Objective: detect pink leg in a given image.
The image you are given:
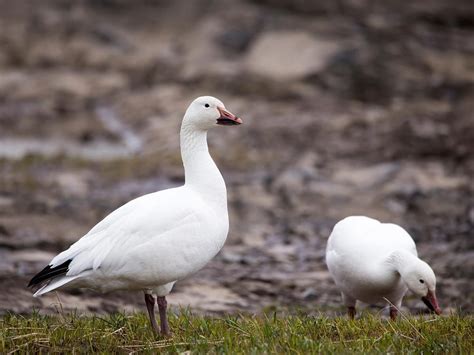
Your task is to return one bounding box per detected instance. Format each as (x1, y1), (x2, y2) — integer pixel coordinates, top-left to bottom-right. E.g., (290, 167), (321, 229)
(348, 306), (356, 319)
(144, 293), (159, 333)
(342, 293), (357, 319)
(390, 306), (398, 320)
(157, 296), (170, 336)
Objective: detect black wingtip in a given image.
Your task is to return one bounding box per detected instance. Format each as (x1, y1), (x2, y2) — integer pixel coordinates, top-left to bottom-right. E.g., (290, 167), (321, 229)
(28, 259), (72, 287)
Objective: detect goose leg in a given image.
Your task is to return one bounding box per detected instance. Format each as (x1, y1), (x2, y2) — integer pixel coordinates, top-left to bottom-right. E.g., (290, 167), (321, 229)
(144, 293), (159, 334)
(157, 296), (170, 336)
(389, 306), (398, 320)
(342, 292), (357, 319)
(348, 306), (356, 319)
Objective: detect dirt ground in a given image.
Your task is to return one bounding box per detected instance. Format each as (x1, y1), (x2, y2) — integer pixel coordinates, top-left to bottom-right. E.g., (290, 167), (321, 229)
(0, 0), (473, 317)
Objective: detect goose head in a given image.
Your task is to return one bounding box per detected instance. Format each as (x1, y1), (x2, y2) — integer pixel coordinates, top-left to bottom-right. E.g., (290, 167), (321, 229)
(403, 259), (441, 315)
(183, 96), (242, 130)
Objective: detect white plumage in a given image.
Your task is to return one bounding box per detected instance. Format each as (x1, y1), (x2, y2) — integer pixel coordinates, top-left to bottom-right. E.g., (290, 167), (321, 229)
(36, 188), (227, 295)
(326, 216), (441, 319)
(29, 96), (243, 335)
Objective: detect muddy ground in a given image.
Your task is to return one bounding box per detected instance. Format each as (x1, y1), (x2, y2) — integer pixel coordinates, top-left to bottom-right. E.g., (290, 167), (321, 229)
(0, 0), (473, 317)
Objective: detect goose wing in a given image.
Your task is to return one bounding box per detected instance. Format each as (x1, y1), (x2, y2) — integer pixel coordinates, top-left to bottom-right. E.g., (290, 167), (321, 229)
(29, 186), (202, 287)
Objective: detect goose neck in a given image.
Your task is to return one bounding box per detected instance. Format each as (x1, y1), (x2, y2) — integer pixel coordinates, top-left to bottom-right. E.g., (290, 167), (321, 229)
(386, 250), (419, 277)
(180, 123), (209, 162)
(180, 123), (227, 207)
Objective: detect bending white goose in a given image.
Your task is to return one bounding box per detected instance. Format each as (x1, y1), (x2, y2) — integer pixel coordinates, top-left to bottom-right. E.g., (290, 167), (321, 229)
(29, 96), (243, 335)
(326, 216), (441, 319)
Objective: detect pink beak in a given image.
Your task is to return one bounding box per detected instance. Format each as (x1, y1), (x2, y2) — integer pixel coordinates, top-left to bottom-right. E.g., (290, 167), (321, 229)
(216, 106), (243, 126)
(421, 290), (442, 315)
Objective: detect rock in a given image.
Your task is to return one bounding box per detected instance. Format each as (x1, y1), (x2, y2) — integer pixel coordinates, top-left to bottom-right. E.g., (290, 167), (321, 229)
(170, 281), (247, 312)
(245, 31), (341, 80)
(8, 250), (55, 263)
(384, 162), (468, 195)
(273, 152), (320, 191)
(266, 243), (298, 263)
(216, 28), (256, 54)
(54, 172), (90, 197)
(333, 162), (400, 190)
(309, 180), (353, 199)
(180, 20), (226, 80)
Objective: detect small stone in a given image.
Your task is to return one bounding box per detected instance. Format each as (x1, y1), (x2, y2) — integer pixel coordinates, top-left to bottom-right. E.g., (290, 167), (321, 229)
(245, 31), (341, 81)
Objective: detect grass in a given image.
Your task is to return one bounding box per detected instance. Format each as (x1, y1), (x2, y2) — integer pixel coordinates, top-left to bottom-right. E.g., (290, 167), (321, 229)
(1, 311), (472, 353)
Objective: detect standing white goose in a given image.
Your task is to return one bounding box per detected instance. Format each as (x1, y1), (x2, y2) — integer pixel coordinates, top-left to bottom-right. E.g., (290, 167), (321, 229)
(28, 96), (243, 335)
(326, 216), (441, 319)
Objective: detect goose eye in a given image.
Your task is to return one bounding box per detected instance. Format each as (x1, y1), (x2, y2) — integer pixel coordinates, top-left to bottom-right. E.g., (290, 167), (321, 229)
(204, 104), (210, 108)
(419, 279), (425, 284)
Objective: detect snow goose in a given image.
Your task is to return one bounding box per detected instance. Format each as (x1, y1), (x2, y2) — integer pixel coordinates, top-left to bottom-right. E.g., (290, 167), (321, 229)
(28, 96), (243, 335)
(326, 216), (441, 319)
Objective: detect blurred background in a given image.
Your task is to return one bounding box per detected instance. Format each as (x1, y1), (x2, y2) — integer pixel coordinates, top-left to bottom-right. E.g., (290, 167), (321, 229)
(0, 0), (473, 316)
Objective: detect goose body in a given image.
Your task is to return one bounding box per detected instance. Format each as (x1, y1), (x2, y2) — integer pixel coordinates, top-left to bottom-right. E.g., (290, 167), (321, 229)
(326, 216), (441, 319)
(29, 96), (243, 335)
(38, 187), (228, 294)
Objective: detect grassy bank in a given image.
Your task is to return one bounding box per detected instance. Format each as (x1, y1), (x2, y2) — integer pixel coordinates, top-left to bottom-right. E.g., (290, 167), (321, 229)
(1, 311), (472, 353)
